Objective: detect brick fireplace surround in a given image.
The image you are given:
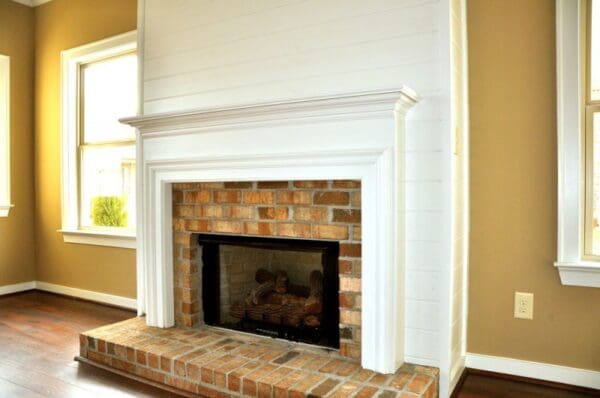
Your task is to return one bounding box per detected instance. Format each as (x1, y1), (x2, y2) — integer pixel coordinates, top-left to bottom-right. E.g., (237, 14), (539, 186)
(172, 180), (362, 359)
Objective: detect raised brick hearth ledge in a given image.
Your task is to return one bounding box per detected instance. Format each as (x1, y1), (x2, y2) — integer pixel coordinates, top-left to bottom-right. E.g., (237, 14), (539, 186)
(79, 317), (438, 398)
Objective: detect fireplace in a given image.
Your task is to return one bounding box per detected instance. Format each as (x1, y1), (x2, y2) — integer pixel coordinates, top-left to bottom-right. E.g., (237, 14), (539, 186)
(122, 89), (418, 374)
(171, 180), (362, 357)
(198, 233), (340, 349)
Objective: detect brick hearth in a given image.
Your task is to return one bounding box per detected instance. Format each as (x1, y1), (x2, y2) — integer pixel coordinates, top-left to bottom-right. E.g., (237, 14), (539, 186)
(79, 317), (439, 397)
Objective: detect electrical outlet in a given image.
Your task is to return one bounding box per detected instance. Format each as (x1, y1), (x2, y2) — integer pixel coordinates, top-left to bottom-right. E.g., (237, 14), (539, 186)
(514, 292), (534, 319)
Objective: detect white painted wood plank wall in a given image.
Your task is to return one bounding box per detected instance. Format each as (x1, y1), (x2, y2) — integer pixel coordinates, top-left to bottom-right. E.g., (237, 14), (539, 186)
(141, 0), (453, 377)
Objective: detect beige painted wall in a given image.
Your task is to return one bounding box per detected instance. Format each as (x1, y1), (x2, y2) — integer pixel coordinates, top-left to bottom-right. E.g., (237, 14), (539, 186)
(0, 0), (36, 287)
(468, 0), (600, 371)
(34, 0), (138, 298)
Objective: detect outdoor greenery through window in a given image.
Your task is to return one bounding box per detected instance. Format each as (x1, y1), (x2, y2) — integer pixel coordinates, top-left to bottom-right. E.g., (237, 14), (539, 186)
(585, 0), (600, 256)
(79, 52), (137, 231)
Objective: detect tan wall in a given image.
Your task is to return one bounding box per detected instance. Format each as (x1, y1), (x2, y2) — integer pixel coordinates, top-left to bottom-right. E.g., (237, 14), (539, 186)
(34, 0), (137, 298)
(468, 0), (600, 371)
(0, 0), (36, 286)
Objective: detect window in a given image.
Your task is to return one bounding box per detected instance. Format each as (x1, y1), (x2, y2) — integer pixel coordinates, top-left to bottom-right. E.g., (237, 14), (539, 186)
(0, 54), (10, 217)
(60, 31), (137, 248)
(556, 0), (600, 287)
(585, 0), (600, 256)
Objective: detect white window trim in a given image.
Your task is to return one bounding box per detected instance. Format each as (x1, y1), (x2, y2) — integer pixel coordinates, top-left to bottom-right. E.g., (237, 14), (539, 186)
(0, 54), (12, 217)
(555, 0), (600, 287)
(60, 31), (137, 249)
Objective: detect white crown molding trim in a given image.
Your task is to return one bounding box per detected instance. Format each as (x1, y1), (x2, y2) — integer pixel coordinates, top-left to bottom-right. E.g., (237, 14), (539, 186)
(11, 0), (52, 7)
(466, 353), (600, 391)
(35, 281), (137, 310)
(0, 281), (36, 296)
(121, 87), (419, 137)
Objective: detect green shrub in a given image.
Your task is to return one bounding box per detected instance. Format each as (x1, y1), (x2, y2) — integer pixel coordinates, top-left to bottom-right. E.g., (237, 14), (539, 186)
(91, 196), (128, 227)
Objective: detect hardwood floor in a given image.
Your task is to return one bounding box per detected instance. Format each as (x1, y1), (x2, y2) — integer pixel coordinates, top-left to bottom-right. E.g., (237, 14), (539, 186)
(0, 290), (180, 397)
(0, 291), (597, 397)
(455, 371), (598, 397)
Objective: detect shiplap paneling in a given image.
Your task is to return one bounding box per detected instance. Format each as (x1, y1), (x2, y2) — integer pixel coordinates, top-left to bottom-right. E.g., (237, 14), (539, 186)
(141, 0), (453, 383)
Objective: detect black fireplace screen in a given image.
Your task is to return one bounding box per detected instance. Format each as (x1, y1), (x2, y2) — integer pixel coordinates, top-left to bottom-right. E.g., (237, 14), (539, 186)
(198, 233), (340, 349)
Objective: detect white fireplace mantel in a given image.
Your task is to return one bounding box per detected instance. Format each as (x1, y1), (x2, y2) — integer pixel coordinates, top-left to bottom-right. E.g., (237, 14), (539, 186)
(122, 88), (419, 374)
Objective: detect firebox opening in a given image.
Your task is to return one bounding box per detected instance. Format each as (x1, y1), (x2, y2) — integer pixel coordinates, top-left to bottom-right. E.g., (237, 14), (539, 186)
(199, 233), (340, 349)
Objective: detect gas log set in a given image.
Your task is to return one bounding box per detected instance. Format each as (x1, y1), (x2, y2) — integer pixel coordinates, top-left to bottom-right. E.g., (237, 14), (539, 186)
(229, 268), (324, 330)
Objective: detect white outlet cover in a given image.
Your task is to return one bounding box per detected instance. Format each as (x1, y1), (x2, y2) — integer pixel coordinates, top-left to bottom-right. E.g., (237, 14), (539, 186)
(514, 292), (534, 319)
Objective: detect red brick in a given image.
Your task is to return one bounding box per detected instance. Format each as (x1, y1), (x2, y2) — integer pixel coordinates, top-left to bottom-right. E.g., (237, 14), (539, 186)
(406, 374), (433, 394)
(314, 191), (349, 205)
(244, 191), (275, 204)
(224, 181), (253, 188)
(184, 190), (211, 203)
(353, 225), (362, 241)
(351, 191), (361, 207)
(184, 219), (210, 232)
(136, 367), (166, 384)
(229, 205), (254, 219)
(312, 224), (349, 240)
(340, 276), (361, 292)
(172, 218), (185, 231)
(310, 377), (341, 397)
(332, 180), (361, 188)
(339, 259), (353, 274)
(111, 358), (136, 374)
(257, 181), (289, 189)
(258, 206), (289, 220)
(212, 220), (242, 234)
(340, 310), (361, 325)
(172, 190), (183, 203)
(277, 223), (312, 238)
(339, 293), (354, 308)
(340, 243), (361, 257)
(196, 205), (225, 218)
(293, 180), (328, 189)
(173, 205), (194, 217)
(288, 373), (326, 398)
(277, 191), (312, 205)
(332, 209), (361, 223)
(244, 222), (275, 236)
(147, 353), (160, 369)
(136, 350), (147, 365)
(293, 206), (328, 222)
(273, 370), (306, 398)
(214, 190), (241, 203)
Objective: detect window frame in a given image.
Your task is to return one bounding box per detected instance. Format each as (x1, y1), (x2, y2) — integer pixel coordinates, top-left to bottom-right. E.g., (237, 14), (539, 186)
(583, 0), (600, 258)
(0, 54), (11, 217)
(555, 0), (600, 287)
(59, 31), (137, 249)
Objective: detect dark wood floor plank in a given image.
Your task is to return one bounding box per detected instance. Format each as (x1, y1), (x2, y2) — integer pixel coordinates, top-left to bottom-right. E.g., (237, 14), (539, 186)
(0, 378), (48, 398)
(456, 373), (598, 398)
(0, 291), (178, 398)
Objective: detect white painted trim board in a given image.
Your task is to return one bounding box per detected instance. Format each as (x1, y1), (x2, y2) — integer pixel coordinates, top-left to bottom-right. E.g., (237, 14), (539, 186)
(466, 353), (600, 391)
(0, 281), (137, 310)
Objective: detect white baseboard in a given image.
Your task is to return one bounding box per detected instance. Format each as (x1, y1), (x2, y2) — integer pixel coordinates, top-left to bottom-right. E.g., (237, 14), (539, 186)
(466, 353), (600, 391)
(35, 281), (137, 310)
(0, 281), (36, 295)
(0, 280), (137, 310)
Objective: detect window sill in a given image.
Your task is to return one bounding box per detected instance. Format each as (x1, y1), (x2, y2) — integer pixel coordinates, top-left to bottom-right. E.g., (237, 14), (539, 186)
(554, 261), (600, 288)
(59, 229), (136, 249)
(0, 204), (13, 217)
